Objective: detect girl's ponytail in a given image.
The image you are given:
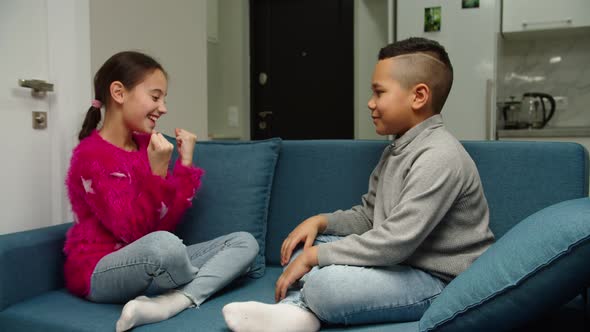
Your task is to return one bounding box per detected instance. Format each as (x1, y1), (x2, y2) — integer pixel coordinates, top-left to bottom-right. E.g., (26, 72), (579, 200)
(78, 103), (101, 140)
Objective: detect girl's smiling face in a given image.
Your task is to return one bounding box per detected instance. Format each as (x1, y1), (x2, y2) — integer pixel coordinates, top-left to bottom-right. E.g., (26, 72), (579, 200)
(121, 69), (168, 133)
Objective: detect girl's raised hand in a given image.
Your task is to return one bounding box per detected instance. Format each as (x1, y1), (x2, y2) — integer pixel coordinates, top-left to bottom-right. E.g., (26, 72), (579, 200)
(175, 128), (198, 167)
(148, 130), (174, 178)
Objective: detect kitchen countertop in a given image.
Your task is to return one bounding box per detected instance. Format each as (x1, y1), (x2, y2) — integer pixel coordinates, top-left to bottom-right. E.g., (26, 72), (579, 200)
(497, 126), (590, 138)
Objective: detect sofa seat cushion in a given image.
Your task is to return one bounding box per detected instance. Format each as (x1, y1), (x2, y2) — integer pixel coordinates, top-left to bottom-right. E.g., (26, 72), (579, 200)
(0, 267), (418, 332)
(168, 138), (281, 278)
(419, 198), (590, 332)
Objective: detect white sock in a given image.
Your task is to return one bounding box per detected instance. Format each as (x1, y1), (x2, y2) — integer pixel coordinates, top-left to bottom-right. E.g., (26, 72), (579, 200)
(222, 301), (320, 332)
(116, 291), (192, 332)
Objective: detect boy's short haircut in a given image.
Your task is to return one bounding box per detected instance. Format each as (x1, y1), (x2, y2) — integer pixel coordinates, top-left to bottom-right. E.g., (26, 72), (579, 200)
(378, 37), (453, 114)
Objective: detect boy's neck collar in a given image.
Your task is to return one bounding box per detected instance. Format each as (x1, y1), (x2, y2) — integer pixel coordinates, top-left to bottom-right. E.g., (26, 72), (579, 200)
(392, 114), (443, 149)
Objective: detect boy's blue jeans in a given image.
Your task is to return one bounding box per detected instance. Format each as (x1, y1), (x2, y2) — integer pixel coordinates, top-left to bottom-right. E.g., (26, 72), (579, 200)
(281, 235), (447, 325)
(87, 231), (258, 307)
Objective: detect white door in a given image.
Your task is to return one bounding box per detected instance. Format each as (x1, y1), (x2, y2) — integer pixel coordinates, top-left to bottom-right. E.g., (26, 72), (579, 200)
(0, 0), (91, 235)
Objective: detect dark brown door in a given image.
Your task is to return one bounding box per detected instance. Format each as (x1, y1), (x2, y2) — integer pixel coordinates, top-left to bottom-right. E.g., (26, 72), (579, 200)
(250, 0), (354, 140)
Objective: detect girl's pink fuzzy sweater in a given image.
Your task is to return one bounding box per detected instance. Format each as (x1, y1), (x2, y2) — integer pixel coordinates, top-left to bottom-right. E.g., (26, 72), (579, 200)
(63, 130), (203, 297)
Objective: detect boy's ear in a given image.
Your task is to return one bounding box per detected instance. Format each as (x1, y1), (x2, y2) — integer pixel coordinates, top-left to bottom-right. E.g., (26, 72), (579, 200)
(411, 83), (430, 111)
(109, 81), (126, 104)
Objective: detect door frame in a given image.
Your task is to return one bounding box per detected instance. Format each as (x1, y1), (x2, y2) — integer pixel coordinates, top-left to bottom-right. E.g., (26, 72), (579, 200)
(47, 0), (92, 225)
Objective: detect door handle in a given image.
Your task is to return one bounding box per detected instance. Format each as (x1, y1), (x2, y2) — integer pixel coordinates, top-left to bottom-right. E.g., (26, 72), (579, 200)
(258, 72), (268, 86)
(18, 79), (54, 97)
(258, 111), (273, 118)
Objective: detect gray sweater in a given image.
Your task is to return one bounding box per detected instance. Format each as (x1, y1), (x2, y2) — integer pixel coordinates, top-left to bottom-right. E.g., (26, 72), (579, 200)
(317, 115), (495, 281)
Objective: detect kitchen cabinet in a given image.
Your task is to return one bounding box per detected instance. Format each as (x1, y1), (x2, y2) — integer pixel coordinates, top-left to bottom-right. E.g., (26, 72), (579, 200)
(502, 0), (590, 34)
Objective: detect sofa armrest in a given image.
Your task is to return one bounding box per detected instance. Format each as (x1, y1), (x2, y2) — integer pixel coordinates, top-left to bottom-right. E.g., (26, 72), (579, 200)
(0, 223), (71, 310)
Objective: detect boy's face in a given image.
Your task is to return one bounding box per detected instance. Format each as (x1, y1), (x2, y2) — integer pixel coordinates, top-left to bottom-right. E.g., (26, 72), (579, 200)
(368, 58), (414, 136)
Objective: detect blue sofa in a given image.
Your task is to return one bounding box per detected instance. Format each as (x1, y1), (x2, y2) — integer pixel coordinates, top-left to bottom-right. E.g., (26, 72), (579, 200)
(1, 139), (589, 331)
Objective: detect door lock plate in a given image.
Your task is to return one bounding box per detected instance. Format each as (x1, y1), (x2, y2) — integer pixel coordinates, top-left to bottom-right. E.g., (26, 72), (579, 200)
(32, 111), (47, 129)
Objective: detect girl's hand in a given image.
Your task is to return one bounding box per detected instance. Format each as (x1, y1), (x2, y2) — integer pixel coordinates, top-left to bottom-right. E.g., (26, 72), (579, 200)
(148, 130), (174, 178)
(175, 128), (198, 167)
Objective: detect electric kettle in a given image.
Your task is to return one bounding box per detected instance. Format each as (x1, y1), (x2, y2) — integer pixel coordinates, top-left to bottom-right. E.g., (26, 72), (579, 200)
(497, 97), (525, 129)
(521, 92), (556, 129)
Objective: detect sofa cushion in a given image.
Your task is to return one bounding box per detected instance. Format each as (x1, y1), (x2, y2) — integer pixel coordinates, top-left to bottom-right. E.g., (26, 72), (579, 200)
(265, 140), (389, 265)
(419, 198), (590, 332)
(0, 267), (418, 332)
(168, 138), (281, 278)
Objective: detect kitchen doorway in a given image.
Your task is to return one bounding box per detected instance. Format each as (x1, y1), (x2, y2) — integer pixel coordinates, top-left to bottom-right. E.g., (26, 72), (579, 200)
(250, 0), (354, 140)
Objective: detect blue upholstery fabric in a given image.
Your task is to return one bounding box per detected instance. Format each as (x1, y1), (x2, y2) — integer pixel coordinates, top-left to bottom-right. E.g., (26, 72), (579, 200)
(265, 140), (389, 265)
(419, 198), (590, 332)
(0, 267), (417, 332)
(169, 138), (281, 278)
(462, 141), (588, 238)
(0, 223), (70, 311)
(2, 140), (589, 332)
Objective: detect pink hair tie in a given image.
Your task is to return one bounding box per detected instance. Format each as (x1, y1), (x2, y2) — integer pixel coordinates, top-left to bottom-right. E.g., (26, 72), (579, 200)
(91, 99), (102, 108)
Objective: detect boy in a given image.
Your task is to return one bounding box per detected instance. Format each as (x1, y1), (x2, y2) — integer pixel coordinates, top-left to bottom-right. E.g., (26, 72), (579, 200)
(223, 37), (495, 332)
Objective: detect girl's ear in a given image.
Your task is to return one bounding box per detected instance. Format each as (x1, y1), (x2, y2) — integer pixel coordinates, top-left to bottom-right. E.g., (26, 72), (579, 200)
(109, 81), (125, 105)
(411, 83), (430, 111)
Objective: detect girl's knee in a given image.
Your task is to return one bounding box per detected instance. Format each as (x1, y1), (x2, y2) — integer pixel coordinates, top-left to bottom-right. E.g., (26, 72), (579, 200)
(144, 230), (180, 243)
(142, 231), (186, 262)
(229, 232), (259, 258)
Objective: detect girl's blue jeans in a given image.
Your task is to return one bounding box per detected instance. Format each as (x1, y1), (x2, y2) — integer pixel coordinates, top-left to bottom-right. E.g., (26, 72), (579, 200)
(281, 235), (447, 325)
(87, 230), (259, 307)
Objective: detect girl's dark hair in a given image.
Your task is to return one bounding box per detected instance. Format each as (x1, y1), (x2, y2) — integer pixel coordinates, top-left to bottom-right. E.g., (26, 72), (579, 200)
(78, 51), (167, 140)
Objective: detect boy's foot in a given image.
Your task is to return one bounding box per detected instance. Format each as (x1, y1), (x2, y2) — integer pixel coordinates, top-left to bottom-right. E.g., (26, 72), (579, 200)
(116, 292), (192, 332)
(222, 301), (320, 332)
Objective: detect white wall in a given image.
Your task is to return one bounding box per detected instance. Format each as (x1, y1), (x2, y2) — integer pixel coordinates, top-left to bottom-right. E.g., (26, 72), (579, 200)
(355, 0), (389, 140)
(207, 0), (250, 140)
(89, 0), (208, 139)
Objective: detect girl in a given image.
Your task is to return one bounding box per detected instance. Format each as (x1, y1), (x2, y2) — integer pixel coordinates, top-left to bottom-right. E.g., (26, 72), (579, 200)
(64, 51), (259, 332)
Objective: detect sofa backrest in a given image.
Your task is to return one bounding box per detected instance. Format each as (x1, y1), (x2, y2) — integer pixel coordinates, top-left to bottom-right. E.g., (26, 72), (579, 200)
(265, 140), (589, 265)
(462, 141), (588, 238)
(265, 140), (388, 265)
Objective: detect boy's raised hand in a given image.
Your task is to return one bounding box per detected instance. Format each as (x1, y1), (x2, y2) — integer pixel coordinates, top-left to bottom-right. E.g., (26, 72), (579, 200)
(175, 128), (198, 167)
(148, 130), (174, 178)
(280, 215), (327, 266)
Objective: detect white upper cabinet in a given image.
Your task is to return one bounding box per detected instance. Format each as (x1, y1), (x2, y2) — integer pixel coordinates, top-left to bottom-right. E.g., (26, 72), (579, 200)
(502, 0), (590, 33)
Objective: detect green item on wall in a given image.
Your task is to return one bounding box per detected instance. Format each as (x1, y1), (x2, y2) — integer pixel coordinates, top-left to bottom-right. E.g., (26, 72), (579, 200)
(462, 0), (480, 9)
(424, 7), (441, 32)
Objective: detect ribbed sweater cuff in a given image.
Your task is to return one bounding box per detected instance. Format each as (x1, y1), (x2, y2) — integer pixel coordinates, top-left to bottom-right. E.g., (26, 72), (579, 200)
(317, 243), (335, 267)
(322, 212), (342, 234)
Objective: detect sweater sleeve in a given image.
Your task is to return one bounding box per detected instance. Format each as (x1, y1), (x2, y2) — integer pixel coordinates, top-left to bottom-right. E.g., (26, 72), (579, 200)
(73, 155), (202, 244)
(155, 159), (204, 232)
(317, 150), (464, 267)
(321, 150), (388, 236)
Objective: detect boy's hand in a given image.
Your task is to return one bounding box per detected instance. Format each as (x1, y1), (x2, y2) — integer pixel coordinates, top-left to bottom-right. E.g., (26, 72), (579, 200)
(275, 246), (318, 302)
(175, 128), (198, 167)
(148, 130), (174, 178)
(280, 215), (327, 266)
